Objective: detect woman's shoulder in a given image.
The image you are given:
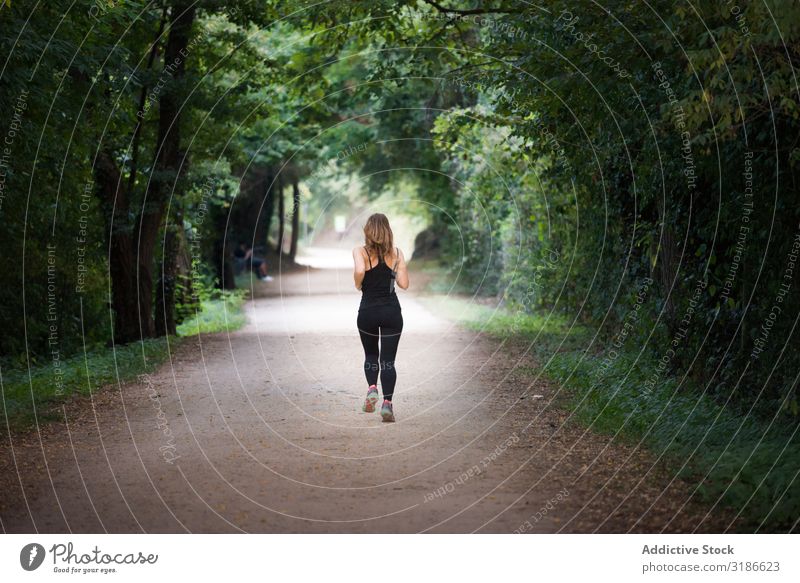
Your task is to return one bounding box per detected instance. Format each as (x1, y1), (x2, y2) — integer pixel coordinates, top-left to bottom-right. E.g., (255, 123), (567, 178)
(389, 247), (405, 265)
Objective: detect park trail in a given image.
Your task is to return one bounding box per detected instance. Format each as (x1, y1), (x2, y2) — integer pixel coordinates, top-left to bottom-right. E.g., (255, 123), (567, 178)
(0, 263), (735, 533)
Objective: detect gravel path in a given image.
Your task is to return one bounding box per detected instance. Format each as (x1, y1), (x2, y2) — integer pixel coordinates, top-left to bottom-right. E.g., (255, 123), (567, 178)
(0, 268), (735, 533)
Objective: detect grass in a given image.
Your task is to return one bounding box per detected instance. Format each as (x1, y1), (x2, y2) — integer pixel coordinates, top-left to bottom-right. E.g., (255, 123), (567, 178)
(176, 290), (247, 336)
(0, 337), (176, 432)
(423, 293), (800, 532)
(1, 291), (247, 434)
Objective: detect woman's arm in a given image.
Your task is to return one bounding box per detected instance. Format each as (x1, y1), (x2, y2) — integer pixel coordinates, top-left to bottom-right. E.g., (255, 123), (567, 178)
(352, 246), (366, 290)
(395, 248), (409, 290)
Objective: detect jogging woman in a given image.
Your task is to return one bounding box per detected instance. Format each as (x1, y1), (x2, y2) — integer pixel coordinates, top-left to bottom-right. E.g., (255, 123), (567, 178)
(352, 213), (409, 422)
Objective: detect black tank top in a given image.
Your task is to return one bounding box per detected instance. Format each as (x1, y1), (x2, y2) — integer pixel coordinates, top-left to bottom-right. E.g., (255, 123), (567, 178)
(360, 246), (400, 309)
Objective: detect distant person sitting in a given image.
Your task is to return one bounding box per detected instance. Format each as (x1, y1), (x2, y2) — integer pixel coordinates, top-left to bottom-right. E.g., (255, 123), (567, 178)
(234, 242), (273, 282)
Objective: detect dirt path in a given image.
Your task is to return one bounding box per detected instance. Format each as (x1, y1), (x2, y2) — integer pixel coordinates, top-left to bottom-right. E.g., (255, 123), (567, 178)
(0, 268), (735, 533)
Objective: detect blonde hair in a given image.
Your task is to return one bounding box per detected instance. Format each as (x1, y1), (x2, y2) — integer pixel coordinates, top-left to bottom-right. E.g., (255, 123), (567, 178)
(363, 213), (394, 259)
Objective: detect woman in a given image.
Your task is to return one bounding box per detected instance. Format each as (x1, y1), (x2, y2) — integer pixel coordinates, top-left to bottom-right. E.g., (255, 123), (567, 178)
(352, 213), (409, 422)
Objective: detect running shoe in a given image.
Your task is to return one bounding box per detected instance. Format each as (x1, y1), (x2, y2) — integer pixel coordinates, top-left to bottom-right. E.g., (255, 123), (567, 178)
(362, 385), (379, 412)
(380, 399), (395, 422)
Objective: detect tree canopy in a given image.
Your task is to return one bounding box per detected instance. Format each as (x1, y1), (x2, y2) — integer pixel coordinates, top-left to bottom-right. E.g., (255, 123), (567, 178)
(1, 1), (798, 440)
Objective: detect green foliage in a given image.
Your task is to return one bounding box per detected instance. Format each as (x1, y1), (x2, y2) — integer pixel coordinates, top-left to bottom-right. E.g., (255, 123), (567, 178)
(0, 337), (176, 432)
(176, 289), (247, 336)
(436, 293), (799, 531)
(329, 0), (800, 420)
(0, 0), (320, 361)
(2, 0), (799, 530)
(0, 275), (246, 431)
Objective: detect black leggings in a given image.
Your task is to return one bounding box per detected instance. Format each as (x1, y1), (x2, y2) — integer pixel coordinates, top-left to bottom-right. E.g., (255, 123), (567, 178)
(357, 304), (403, 401)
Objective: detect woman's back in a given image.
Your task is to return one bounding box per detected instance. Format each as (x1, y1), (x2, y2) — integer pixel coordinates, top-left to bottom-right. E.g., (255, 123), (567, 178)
(360, 247), (400, 308)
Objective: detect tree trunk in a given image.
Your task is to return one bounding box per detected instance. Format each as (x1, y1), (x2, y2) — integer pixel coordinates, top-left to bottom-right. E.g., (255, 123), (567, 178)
(262, 169), (277, 251)
(94, 150), (141, 344)
(127, 7), (167, 195)
(252, 168), (271, 249)
(141, 1), (196, 338)
(157, 219), (195, 333)
(289, 179), (300, 261)
(214, 206), (237, 290)
(276, 174), (285, 255)
(155, 224), (179, 336)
